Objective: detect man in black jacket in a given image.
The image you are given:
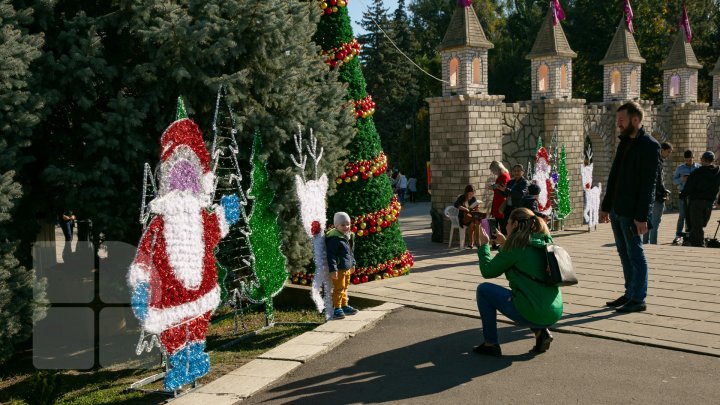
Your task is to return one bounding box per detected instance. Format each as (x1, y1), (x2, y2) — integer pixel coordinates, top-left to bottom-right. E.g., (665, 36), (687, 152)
(680, 151), (720, 247)
(600, 102), (660, 313)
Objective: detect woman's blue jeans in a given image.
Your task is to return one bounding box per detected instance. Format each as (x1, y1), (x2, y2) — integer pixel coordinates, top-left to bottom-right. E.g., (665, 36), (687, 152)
(476, 282), (548, 345)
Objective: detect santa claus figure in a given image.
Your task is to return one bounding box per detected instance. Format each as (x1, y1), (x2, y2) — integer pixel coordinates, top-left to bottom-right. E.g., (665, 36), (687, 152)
(128, 113), (239, 391)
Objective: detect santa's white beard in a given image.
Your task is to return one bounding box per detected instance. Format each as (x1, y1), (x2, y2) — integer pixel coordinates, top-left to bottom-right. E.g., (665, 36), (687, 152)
(150, 191), (206, 290)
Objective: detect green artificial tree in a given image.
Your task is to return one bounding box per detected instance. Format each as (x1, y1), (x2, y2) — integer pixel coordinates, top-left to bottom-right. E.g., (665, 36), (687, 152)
(557, 145), (572, 220)
(0, 0), (45, 365)
(312, 4), (413, 284)
(244, 133), (287, 322)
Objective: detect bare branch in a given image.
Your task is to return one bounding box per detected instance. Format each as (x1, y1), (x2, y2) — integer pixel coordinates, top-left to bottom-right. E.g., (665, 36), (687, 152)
(305, 128), (324, 180)
(290, 124), (307, 181)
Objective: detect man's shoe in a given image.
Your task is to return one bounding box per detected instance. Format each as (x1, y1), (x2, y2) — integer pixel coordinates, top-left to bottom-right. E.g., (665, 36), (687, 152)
(341, 305), (358, 315)
(616, 300), (647, 313)
(606, 296), (630, 308)
(333, 308), (345, 319)
(473, 343), (502, 357)
(532, 329), (553, 353)
(672, 237), (681, 245)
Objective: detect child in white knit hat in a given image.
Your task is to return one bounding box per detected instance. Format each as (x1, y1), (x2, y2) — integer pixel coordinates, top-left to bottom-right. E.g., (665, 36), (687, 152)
(325, 212), (359, 319)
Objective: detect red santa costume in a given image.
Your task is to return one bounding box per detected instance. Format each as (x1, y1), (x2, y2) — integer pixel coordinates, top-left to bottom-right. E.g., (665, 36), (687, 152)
(128, 118), (229, 356)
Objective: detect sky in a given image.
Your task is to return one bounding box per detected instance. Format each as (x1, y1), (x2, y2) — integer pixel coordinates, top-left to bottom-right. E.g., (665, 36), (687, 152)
(347, 0), (401, 36)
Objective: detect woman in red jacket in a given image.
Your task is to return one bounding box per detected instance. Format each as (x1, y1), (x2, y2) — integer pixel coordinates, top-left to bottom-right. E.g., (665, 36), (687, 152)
(487, 160), (511, 234)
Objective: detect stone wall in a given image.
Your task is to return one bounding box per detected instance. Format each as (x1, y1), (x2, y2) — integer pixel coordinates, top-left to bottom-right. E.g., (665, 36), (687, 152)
(427, 94), (504, 244)
(603, 63), (642, 102)
(530, 57), (573, 101)
(441, 49), (489, 97)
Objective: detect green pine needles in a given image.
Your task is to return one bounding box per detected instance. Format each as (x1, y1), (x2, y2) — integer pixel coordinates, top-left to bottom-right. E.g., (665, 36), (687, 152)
(246, 132), (288, 320)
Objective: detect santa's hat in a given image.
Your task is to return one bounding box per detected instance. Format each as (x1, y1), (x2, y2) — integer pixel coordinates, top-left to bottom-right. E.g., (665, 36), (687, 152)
(158, 98), (215, 195)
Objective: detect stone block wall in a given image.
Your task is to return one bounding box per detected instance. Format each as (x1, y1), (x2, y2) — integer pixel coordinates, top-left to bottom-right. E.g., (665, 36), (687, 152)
(501, 102), (543, 169)
(441, 49), (489, 97)
(530, 57), (573, 101)
(708, 109), (720, 158)
(541, 99), (586, 228)
(713, 76), (720, 108)
(427, 94), (504, 243)
(663, 68), (699, 104)
(603, 63), (642, 102)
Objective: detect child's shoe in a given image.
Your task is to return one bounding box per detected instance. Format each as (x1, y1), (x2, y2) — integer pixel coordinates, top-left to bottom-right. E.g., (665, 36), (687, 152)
(341, 305), (358, 315)
(333, 308), (345, 319)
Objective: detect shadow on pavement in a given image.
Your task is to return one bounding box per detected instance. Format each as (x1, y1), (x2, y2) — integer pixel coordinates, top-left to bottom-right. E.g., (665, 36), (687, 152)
(257, 326), (540, 404)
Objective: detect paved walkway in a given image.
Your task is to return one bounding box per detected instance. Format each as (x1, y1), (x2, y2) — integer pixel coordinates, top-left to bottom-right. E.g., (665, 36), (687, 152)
(351, 202), (720, 356)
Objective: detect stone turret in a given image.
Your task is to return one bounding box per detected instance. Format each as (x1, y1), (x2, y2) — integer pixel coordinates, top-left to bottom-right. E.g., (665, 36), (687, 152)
(599, 16), (645, 102)
(711, 56), (720, 108)
(661, 30), (702, 104)
(438, 1), (494, 96)
(526, 6), (576, 100)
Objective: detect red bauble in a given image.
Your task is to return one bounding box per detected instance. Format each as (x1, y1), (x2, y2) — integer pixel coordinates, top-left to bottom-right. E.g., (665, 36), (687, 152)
(340, 173), (346, 179)
(351, 226), (358, 233)
(361, 275), (369, 283)
(370, 227), (377, 233)
(351, 276), (360, 285)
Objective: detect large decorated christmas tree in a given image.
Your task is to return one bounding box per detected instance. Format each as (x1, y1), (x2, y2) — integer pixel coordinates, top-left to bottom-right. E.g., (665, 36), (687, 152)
(311, 3), (412, 284)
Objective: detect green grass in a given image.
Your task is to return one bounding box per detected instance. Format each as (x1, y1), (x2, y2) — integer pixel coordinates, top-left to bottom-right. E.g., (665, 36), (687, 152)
(0, 305), (324, 405)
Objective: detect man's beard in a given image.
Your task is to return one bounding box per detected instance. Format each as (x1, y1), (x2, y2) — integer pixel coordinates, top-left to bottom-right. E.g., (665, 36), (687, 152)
(620, 122), (636, 137)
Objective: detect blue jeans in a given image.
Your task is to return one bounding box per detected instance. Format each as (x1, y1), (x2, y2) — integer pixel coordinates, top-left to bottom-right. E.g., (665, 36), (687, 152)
(675, 198), (687, 238)
(610, 210), (648, 303)
(643, 201), (664, 245)
(475, 282), (549, 345)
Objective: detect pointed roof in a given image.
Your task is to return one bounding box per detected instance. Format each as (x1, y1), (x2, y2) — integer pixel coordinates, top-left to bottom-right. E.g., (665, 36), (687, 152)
(661, 30), (702, 70)
(526, 7), (576, 59)
(438, 4), (493, 51)
(711, 56), (720, 76)
(600, 17), (646, 65)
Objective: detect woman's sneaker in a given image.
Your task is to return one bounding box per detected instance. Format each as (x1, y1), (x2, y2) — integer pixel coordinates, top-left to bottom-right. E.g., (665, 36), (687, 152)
(333, 308), (345, 319)
(341, 305), (358, 315)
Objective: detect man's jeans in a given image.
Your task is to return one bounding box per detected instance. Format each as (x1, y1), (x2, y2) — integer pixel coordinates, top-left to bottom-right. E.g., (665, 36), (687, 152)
(643, 201), (664, 245)
(610, 211), (648, 303)
(475, 282), (549, 345)
(675, 198), (688, 238)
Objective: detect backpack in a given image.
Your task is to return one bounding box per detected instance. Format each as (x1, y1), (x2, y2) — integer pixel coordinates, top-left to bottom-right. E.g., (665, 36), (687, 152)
(513, 244), (578, 287)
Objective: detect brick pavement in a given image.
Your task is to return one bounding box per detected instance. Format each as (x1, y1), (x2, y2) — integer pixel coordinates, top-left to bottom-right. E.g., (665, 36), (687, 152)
(350, 202), (720, 356)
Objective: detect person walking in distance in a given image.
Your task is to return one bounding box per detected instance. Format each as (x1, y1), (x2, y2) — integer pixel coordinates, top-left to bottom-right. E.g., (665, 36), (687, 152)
(600, 102), (660, 313)
(680, 151), (720, 247)
(644, 142), (673, 245)
(672, 150), (700, 245)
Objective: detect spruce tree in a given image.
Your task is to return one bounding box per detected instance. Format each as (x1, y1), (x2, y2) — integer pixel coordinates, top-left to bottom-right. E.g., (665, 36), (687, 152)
(0, 0), (44, 364)
(314, 5), (413, 283)
(18, 0), (354, 275)
(557, 145), (572, 220)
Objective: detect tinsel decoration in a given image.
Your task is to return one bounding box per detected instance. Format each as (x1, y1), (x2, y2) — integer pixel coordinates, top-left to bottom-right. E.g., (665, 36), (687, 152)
(533, 146), (554, 216)
(242, 132), (288, 323)
(352, 95), (376, 119)
(556, 145), (572, 220)
(292, 126), (333, 320)
(334, 152), (388, 185)
(322, 39), (361, 68)
(581, 161), (601, 230)
(347, 196), (401, 237)
(128, 97), (236, 392)
(319, 0), (348, 15)
(291, 250), (413, 285)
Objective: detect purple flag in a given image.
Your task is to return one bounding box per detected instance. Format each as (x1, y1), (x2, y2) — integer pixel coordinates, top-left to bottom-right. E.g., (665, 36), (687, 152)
(551, 0), (566, 26)
(680, 5), (692, 42)
(624, 0), (634, 33)
(457, 0), (472, 7)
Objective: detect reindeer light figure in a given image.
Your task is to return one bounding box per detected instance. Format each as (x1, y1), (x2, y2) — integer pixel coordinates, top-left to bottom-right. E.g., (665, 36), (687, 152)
(581, 148), (602, 231)
(291, 126), (333, 320)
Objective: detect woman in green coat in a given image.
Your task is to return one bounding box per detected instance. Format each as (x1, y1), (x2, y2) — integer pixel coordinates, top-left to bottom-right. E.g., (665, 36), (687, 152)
(474, 208), (563, 356)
